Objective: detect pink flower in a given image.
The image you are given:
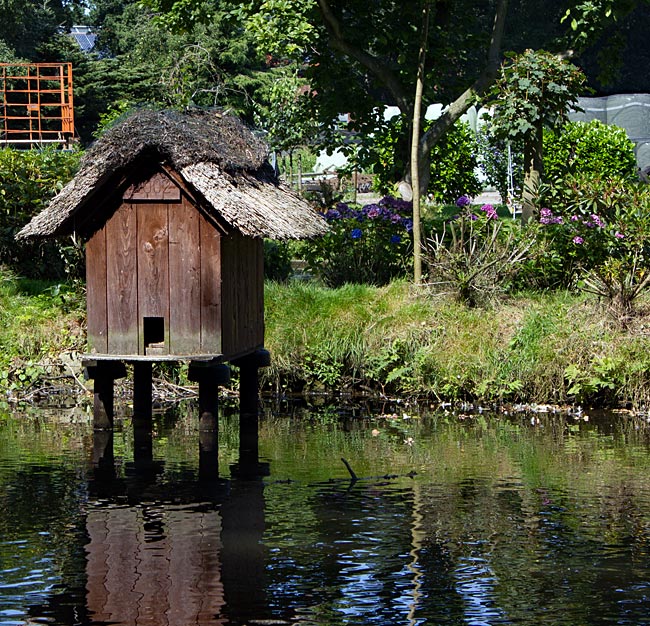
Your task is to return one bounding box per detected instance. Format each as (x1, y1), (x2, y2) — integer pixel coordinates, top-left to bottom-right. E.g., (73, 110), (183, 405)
(572, 236), (584, 245)
(615, 232), (625, 239)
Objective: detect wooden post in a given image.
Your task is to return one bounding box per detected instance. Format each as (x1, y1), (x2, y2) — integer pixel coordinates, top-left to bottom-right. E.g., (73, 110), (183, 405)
(189, 361), (230, 480)
(133, 362), (153, 418)
(84, 360), (126, 430)
(132, 361), (154, 465)
(231, 349), (270, 476)
(92, 430), (114, 478)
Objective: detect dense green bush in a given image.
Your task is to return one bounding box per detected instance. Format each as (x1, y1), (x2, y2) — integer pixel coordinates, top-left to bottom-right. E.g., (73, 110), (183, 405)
(0, 147), (82, 279)
(297, 196), (413, 287)
(543, 120), (637, 182)
(264, 239), (293, 282)
(358, 116), (482, 203)
(533, 175), (650, 318)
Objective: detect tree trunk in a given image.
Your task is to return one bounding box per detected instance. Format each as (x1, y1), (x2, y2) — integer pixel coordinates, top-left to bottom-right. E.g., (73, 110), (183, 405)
(521, 122), (543, 222)
(411, 1), (430, 285)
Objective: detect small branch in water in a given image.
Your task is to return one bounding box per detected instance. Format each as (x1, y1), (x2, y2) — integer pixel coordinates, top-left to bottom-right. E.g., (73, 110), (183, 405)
(341, 457), (358, 481)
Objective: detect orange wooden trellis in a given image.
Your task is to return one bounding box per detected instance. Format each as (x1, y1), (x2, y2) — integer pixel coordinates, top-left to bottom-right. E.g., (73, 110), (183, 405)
(0, 62), (75, 146)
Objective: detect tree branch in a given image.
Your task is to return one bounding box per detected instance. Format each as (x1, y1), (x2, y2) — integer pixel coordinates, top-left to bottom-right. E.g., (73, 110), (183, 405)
(315, 0), (411, 112)
(421, 0), (509, 156)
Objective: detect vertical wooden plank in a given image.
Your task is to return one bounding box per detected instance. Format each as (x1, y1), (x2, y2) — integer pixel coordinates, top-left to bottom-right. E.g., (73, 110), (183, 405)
(199, 215), (222, 354)
(137, 203), (169, 354)
(168, 202), (200, 354)
(219, 234), (235, 356)
(254, 237), (265, 346)
(105, 203), (138, 354)
(86, 225), (108, 353)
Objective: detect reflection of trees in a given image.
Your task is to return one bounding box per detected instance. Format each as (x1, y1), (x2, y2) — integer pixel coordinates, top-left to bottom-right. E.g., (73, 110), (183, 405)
(0, 442), (90, 622)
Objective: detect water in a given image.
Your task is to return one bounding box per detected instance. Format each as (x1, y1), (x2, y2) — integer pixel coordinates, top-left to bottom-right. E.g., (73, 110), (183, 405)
(2, 400), (650, 625)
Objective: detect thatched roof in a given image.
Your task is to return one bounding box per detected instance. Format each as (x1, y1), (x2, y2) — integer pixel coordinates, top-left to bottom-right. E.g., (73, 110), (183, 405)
(17, 108), (328, 240)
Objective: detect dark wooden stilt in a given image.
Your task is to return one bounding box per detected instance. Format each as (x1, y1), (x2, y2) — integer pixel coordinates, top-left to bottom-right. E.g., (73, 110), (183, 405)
(132, 362), (154, 464)
(92, 429), (114, 477)
(132, 361), (153, 422)
(232, 349), (270, 477)
(239, 361), (259, 463)
(84, 360), (126, 430)
(189, 361), (230, 480)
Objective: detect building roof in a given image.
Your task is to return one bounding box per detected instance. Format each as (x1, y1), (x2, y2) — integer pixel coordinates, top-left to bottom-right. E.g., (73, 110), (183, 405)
(69, 25), (96, 53)
(17, 108), (328, 240)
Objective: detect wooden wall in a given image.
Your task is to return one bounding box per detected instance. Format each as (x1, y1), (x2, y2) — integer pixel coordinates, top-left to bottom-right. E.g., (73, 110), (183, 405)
(86, 172), (220, 356)
(220, 232), (264, 359)
(85, 169), (264, 360)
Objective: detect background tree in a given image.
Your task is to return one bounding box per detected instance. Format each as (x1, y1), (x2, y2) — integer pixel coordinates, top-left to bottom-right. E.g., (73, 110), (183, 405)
(488, 50), (586, 220)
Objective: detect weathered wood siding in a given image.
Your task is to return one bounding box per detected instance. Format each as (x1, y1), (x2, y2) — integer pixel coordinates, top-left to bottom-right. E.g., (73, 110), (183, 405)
(220, 232), (264, 359)
(85, 170), (229, 357)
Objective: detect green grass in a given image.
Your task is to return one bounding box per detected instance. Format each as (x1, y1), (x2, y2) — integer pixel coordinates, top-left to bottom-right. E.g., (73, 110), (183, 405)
(3, 264), (650, 408)
(265, 280), (650, 407)
(0, 268), (85, 391)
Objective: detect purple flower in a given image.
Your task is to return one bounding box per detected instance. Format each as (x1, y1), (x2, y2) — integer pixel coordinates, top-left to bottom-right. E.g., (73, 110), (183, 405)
(350, 228), (363, 239)
(365, 204), (380, 219)
(615, 231), (625, 239)
(572, 236), (584, 245)
(469, 214), (478, 221)
(590, 214), (604, 228)
(402, 218), (413, 232)
(480, 203), (498, 219)
(570, 215), (580, 222)
(390, 213), (402, 224)
(539, 208), (553, 224)
(390, 234), (401, 244)
(325, 208), (341, 220)
(456, 195), (471, 207)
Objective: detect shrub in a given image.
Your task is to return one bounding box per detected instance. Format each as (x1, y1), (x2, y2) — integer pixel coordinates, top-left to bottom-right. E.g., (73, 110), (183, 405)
(543, 120), (638, 182)
(297, 196), (413, 287)
(424, 198), (532, 306)
(535, 175), (650, 320)
(264, 239), (293, 282)
(0, 147), (82, 279)
(358, 116), (482, 203)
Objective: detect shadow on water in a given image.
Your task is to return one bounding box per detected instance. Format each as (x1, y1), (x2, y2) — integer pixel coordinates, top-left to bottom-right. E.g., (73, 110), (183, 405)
(4, 399), (650, 624)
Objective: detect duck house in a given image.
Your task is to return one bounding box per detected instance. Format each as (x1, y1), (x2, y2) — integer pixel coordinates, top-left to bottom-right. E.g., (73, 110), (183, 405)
(18, 109), (327, 437)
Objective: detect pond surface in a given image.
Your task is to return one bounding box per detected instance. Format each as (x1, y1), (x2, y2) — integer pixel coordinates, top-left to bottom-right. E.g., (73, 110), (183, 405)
(2, 399), (650, 625)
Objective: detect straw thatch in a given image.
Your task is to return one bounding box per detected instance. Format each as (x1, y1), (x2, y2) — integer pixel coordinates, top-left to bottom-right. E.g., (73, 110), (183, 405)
(17, 108), (328, 240)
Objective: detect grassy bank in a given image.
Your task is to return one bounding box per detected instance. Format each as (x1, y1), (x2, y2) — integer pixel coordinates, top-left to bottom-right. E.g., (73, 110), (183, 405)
(264, 280), (650, 408)
(0, 271), (85, 394)
(3, 267), (650, 409)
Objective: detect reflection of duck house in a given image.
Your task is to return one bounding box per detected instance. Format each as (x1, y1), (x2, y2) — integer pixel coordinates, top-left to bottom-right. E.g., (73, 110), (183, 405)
(18, 109), (327, 428)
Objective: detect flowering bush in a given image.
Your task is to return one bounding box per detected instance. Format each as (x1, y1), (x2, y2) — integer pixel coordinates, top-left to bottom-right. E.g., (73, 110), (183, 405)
(424, 198), (532, 306)
(298, 196), (413, 287)
(535, 175), (650, 319)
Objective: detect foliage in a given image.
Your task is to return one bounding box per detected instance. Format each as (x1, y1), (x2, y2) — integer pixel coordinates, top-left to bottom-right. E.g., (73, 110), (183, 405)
(424, 199), (532, 306)
(489, 49), (587, 144)
(264, 239), (293, 282)
(359, 117), (482, 203)
(536, 175), (650, 319)
(298, 196), (413, 287)
(543, 120), (638, 182)
(254, 68), (318, 154)
(0, 268), (85, 395)
(0, 147), (82, 279)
